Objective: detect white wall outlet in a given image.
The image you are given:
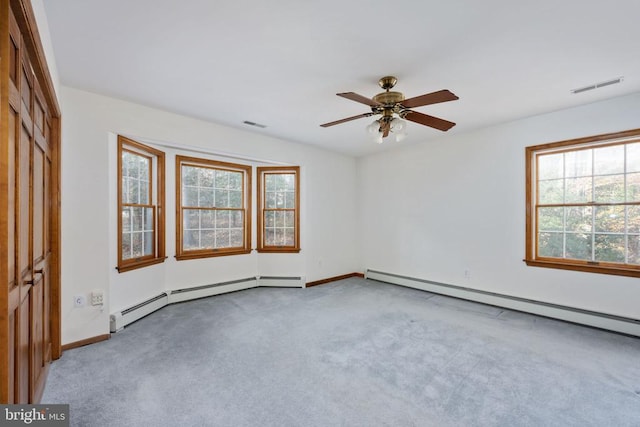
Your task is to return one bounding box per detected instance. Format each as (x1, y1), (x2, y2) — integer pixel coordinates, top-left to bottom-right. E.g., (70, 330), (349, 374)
(464, 269), (471, 279)
(91, 290), (104, 306)
(74, 294), (86, 308)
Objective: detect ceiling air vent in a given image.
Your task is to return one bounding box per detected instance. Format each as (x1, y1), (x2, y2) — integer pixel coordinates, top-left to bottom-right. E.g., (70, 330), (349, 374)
(243, 120), (267, 128)
(571, 77), (623, 94)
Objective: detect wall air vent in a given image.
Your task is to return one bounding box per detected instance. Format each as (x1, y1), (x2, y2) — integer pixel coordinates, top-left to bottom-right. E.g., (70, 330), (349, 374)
(571, 77), (623, 94)
(243, 120), (267, 128)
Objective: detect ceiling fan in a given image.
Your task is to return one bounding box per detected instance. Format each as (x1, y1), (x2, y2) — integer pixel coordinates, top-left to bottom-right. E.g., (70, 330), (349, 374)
(320, 76), (459, 143)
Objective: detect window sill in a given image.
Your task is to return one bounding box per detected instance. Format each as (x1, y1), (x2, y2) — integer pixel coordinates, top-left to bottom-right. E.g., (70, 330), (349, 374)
(117, 257), (166, 273)
(175, 249), (252, 261)
(256, 248), (301, 253)
(524, 258), (640, 278)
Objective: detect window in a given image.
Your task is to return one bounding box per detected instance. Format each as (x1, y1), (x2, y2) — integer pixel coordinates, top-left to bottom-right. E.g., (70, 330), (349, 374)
(176, 156), (251, 259)
(525, 128), (640, 277)
(257, 166), (300, 252)
(117, 136), (165, 272)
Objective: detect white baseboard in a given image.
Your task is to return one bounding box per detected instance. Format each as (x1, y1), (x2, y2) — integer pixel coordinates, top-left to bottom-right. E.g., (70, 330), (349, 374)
(365, 269), (640, 337)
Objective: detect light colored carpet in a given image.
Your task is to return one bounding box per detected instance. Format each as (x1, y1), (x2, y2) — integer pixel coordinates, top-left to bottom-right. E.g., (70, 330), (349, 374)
(43, 278), (640, 426)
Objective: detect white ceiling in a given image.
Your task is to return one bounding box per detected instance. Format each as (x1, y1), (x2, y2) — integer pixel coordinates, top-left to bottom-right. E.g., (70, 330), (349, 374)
(43, 0), (640, 157)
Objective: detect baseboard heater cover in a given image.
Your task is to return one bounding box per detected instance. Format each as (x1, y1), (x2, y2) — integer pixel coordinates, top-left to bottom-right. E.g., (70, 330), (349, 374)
(110, 293), (169, 333)
(110, 275), (305, 333)
(168, 277), (258, 304)
(258, 276), (305, 288)
(365, 269), (640, 337)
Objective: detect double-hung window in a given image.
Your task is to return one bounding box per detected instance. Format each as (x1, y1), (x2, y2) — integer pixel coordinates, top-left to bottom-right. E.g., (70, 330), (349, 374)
(176, 156), (251, 259)
(117, 136), (165, 272)
(525, 128), (640, 277)
(257, 166), (300, 252)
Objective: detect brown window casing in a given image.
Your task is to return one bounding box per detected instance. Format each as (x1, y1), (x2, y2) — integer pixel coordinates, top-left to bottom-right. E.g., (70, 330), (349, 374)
(117, 136), (166, 272)
(525, 128), (640, 278)
(257, 166), (301, 253)
(175, 155), (252, 260)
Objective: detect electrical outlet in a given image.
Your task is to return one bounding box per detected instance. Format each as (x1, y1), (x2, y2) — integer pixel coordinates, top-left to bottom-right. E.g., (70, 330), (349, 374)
(91, 290), (104, 306)
(74, 294), (86, 308)
(464, 269), (471, 279)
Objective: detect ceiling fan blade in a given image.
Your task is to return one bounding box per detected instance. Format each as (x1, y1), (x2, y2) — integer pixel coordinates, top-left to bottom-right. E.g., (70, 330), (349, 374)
(320, 112), (373, 127)
(337, 92), (381, 107)
(404, 111), (456, 131)
(401, 89), (458, 108)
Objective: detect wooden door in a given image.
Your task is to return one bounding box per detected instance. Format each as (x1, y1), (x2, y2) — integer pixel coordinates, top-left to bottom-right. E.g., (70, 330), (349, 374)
(4, 6), (52, 403)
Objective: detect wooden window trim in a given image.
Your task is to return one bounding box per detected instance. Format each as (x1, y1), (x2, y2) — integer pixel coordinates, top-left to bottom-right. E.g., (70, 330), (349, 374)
(175, 155), (252, 260)
(257, 166), (301, 253)
(117, 136), (166, 272)
(525, 128), (640, 278)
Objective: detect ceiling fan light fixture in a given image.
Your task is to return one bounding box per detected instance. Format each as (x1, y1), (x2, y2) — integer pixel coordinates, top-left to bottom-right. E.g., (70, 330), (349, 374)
(366, 120), (380, 135)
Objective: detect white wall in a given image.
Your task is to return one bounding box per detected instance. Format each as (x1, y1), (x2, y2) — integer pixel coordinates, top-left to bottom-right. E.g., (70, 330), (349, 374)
(61, 86), (359, 345)
(358, 92), (640, 320)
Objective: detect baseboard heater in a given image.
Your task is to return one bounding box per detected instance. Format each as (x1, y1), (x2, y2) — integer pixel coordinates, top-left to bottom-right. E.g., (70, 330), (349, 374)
(110, 293), (169, 333)
(110, 276), (305, 333)
(365, 269), (640, 337)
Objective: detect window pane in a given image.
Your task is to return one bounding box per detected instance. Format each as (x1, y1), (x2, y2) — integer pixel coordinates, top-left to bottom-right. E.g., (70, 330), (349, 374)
(229, 190), (242, 208)
(594, 206), (624, 233)
(275, 192), (286, 208)
(184, 209), (200, 229)
(565, 207), (592, 233)
(265, 211), (275, 227)
(283, 174), (295, 191)
(265, 228), (276, 246)
(284, 211), (295, 227)
(538, 179), (564, 204)
(139, 156), (149, 180)
(628, 235), (640, 264)
(131, 232), (143, 258)
(201, 230), (215, 249)
(538, 207), (563, 231)
(199, 189), (214, 207)
(139, 181), (149, 205)
(143, 231), (154, 256)
(538, 232), (563, 258)
(127, 177), (140, 204)
(184, 230), (200, 250)
(231, 211), (243, 228)
(215, 190), (229, 208)
(266, 191), (277, 208)
(538, 153), (564, 180)
(565, 177), (592, 203)
(594, 234), (625, 263)
(265, 175), (276, 191)
(230, 229), (243, 247)
(143, 207), (153, 232)
(628, 206), (640, 234)
(122, 207), (131, 232)
(229, 172), (242, 190)
(627, 143), (640, 173)
(131, 207), (143, 232)
(275, 211), (285, 227)
(200, 168), (214, 188)
(565, 233), (592, 260)
(285, 191), (295, 208)
(275, 228), (285, 245)
(201, 210), (215, 229)
(183, 187), (199, 207)
(284, 228), (295, 246)
(215, 170), (229, 189)
(182, 166), (199, 186)
(122, 232), (132, 259)
(124, 152), (139, 178)
(594, 145), (624, 175)
(564, 150), (591, 178)
(216, 210), (230, 228)
(121, 177), (129, 203)
(594, 174), (624, 203)
(626, 172), (640, 202)
(215, 229), (230, 248)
